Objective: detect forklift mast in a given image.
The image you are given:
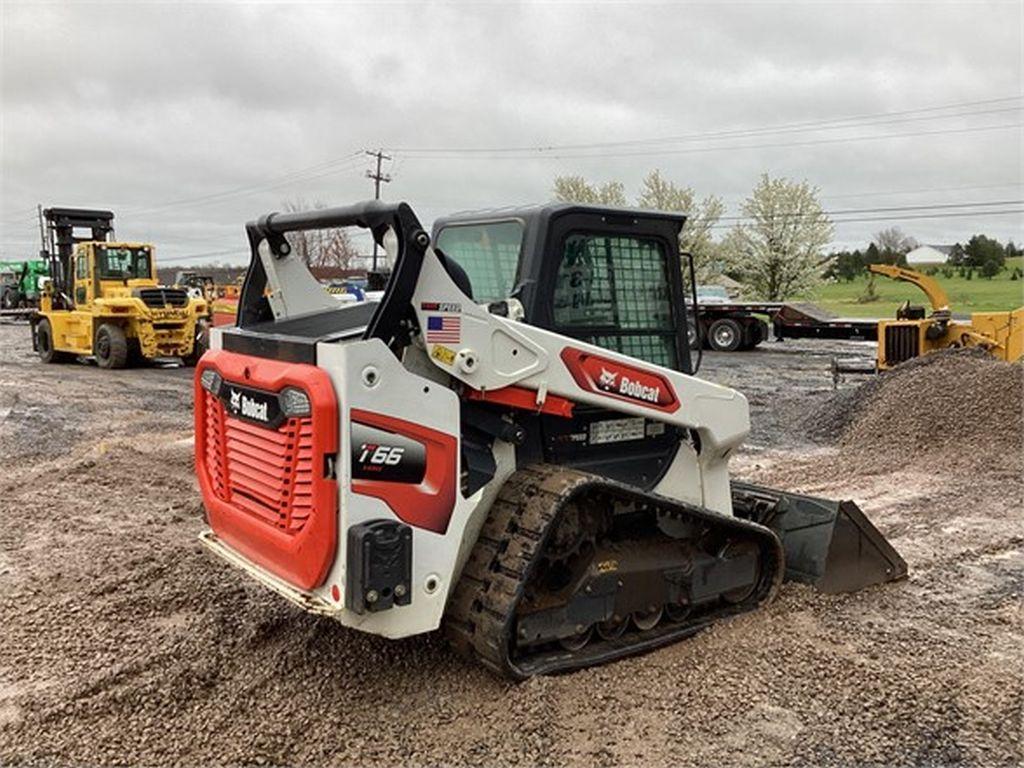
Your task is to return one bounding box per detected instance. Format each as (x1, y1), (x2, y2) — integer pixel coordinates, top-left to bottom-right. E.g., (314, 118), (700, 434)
(41, 207), (115, 309)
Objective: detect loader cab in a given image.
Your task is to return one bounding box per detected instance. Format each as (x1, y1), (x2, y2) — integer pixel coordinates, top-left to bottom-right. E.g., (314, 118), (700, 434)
(432, 204), (692, 374)
(433, 204), (693, 490)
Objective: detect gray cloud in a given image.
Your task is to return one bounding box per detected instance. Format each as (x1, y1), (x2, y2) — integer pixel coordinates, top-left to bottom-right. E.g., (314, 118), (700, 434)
(1, 0), (1020, 263)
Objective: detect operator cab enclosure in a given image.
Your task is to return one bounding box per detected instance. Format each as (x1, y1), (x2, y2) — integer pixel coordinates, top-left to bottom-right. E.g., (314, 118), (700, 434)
(72, 241), (157, 305)
(432, 204), (693, 375)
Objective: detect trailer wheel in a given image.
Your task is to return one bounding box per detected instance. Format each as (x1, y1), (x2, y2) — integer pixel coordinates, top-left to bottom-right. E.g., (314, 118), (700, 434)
(37, 318), (73, 364)
(739, 319), (769, 350)
(95, 323), (128, 369)
(708, 318), (742, 352)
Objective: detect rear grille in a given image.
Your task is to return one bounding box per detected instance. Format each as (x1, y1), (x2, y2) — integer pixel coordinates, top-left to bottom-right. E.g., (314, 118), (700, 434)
(136, 287), (189, 308)
(204, 398), (314, 535)
(884, 325), (920, 366)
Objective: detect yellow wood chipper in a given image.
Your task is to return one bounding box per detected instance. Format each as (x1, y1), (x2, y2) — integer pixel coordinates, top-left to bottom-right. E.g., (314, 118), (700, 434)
(868, 263), (1023, 369)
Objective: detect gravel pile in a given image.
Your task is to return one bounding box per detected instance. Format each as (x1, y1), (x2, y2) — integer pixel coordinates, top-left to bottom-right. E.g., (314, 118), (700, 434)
(806, 349), (1023, 475)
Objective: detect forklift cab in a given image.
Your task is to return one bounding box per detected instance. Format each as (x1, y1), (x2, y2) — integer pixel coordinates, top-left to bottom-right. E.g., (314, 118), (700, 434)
(71, 243), (155, 307)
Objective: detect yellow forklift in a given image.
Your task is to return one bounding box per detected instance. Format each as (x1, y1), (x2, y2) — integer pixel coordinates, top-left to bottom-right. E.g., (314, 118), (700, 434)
(868, 263), (1023, 368)
(32, 207), (208, 368)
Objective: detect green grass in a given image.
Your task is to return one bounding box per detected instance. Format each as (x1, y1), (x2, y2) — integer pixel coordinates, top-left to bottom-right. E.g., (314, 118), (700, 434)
(804, 257), (1024, 317)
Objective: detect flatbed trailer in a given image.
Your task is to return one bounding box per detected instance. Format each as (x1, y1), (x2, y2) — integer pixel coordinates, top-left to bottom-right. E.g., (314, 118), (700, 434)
(690, 301), (878, 351)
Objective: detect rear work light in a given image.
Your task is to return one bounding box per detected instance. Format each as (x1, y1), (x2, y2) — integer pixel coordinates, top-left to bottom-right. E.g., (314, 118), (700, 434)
(280, 386), (311, 418)
(200, 368), (223, 395)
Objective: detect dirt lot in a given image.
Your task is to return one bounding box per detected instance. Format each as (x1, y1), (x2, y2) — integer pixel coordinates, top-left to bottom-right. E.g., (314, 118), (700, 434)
(0, 321), (1021, 767)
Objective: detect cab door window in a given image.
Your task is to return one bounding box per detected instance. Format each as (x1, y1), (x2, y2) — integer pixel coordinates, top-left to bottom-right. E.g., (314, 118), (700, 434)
(74, 248), (90, 305)
(552, 233), (678, 369)
(434, 221), (523, 303)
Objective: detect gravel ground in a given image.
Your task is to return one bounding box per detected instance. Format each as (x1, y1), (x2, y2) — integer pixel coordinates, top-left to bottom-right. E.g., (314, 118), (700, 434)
(0, 323), (1021, 767)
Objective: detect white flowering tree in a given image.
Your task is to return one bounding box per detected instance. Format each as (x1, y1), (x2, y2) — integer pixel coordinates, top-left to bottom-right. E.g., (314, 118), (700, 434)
(722, 174), (833, 300)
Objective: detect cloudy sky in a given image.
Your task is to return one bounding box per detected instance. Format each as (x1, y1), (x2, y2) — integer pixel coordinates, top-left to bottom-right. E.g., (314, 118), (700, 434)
(1, 0), (1021, 265)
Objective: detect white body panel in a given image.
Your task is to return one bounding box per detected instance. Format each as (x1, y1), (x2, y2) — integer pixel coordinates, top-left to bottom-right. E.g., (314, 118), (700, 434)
(410, 246), (748, 514)
(312, 338), (515, 638)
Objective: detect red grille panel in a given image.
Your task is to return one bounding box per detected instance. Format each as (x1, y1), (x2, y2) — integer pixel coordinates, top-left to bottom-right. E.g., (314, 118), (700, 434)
(203, 412), (315, 535)
(203, 396), (228, 499)
(194, 349), (339, 591)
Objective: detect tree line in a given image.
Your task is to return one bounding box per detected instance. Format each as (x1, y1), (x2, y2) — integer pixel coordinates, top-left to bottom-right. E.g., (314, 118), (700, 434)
(826, 232), (1020, 282)
(553, 171), (1019, 299)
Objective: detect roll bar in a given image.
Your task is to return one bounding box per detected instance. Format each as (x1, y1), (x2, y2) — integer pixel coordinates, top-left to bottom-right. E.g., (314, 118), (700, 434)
(238, 200), (431, 346)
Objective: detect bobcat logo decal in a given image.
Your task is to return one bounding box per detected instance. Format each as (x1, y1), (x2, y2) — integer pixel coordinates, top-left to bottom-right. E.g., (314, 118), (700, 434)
(229, 388), (241, 412)
(598, 367), (618, 390)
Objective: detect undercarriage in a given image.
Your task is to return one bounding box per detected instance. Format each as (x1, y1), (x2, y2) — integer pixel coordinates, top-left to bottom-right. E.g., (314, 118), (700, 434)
(445, 465), (785, 678)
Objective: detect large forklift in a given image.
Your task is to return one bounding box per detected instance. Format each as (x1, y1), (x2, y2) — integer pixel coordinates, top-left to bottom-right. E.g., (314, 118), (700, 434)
(32, 207), (208, 368)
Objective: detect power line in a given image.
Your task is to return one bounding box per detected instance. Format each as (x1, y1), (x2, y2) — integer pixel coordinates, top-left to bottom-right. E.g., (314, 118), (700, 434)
(394, 122), (1022, 161)
(393, 105), (1019, 155)
(717, 198), (1023, 222)
(711, 207), (1023, 230)
(387, 95), (1022, 154)
(822, 181), (1021, 201)
(120, 152), (365, 216)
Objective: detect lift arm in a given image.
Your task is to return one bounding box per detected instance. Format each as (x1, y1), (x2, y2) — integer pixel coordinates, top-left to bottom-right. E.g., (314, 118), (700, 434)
(867, 263), (950, 313)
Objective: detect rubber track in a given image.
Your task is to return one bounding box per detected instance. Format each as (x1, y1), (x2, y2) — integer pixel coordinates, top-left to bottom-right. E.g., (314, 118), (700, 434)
(444, 464), (785, 680)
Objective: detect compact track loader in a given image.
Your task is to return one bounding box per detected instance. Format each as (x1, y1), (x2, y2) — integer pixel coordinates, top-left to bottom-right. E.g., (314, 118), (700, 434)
(195, 201), (906, 679)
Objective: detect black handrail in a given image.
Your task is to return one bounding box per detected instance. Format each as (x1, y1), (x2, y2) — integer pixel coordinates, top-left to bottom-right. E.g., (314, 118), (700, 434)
(237, 200), (430, 350)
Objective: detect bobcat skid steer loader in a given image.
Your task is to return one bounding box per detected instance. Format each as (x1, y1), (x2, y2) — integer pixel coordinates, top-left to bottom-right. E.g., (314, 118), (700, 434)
(194, 200), (906, 679)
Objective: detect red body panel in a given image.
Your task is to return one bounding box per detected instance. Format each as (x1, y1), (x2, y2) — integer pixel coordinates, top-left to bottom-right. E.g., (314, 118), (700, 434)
(560, 347), (680, 414)
(350, 409), (458, 535)
(195, 350), (339, 590)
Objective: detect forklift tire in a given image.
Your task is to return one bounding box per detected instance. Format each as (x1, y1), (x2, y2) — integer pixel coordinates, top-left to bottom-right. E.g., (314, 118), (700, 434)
(95, 323), (129, 369)
(708, 318), (743, 352)
(36, 319), (73, 364)
(184, 320), (209, 367)
(127, 339), (148, 368)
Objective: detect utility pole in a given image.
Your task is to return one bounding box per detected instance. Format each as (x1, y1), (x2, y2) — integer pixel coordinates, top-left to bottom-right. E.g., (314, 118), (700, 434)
(37, 204), (46, 252)
(365, 149), (392, 270)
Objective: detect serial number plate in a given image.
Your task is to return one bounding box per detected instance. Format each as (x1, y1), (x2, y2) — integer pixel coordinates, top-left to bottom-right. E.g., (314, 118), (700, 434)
(589, 417), (647, 445)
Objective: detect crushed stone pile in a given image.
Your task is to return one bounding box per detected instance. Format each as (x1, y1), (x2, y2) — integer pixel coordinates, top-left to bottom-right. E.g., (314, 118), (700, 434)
(806, 348), (1023, 475)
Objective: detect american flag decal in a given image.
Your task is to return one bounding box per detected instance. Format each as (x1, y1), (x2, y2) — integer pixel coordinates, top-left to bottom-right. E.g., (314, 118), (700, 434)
(426, 315), (461, 343)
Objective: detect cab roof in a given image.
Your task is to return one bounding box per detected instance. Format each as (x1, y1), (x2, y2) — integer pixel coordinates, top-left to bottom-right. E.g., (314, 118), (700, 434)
(432, 202), (688, 234)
